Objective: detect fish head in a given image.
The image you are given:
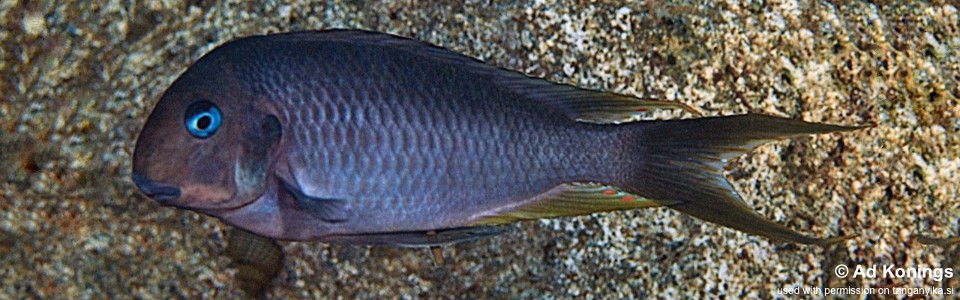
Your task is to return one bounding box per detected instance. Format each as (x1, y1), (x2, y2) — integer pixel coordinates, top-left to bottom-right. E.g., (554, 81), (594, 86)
(132, 54), (282, 215)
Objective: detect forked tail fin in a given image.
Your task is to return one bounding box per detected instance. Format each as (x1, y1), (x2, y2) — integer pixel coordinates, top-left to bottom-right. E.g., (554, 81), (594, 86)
(628, 114), (865, 245)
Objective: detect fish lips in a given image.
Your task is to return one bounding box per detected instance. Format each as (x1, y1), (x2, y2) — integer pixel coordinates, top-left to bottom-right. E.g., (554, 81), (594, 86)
(131, 172), (247, 213)
(131, 172), (182, 203)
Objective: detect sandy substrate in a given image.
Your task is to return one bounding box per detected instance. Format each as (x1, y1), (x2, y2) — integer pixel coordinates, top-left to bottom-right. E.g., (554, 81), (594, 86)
(2, 0), (958, 298)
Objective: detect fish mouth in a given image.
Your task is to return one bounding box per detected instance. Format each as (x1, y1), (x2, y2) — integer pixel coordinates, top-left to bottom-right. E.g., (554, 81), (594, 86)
(131, 172), (182, 202)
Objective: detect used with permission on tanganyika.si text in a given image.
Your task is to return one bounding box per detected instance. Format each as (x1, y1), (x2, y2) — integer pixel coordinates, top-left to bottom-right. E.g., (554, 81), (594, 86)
(778, 264), (955, 296)
(777, 286), (954, 296)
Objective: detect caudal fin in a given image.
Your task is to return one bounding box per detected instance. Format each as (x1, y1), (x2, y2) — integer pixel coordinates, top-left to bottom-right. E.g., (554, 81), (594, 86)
(628, 114), (865, 245)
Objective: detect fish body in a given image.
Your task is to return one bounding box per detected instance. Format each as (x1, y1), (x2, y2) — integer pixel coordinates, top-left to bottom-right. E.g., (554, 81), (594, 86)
(132, 30), (860, 245)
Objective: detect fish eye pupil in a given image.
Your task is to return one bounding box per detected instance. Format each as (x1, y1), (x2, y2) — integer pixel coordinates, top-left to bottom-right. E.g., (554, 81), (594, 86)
(196, 115), (211, 130)
(184, 100), (221, 139)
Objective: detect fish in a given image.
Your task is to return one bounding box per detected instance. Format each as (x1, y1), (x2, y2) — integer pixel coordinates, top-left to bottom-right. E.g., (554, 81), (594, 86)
(918, 235), (960, 246)
(224, 228), (284, 296)
(131, 29), (864, 248)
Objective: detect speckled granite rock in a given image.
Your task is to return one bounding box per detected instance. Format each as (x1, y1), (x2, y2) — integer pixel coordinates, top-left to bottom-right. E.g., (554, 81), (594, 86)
(1, 0), (957, 298)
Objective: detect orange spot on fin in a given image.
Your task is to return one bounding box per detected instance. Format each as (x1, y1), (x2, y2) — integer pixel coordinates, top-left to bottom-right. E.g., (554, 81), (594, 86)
(620, 195), (636, 202)
(602, 190), (616, 195)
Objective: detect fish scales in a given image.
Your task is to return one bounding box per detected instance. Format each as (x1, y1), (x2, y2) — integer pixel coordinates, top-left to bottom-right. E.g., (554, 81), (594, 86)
(251, 42), (620, 232)
(132, 29), (864, 245)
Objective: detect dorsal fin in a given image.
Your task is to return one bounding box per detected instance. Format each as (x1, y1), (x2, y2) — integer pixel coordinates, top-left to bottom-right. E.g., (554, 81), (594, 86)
(492, 82), (702, 124)
(272, 30), (700, 123)
(468, 183), (675, 226)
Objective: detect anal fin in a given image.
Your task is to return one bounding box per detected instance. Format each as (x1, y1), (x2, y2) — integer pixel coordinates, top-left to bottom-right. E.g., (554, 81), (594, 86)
(468, 183), (672, 226)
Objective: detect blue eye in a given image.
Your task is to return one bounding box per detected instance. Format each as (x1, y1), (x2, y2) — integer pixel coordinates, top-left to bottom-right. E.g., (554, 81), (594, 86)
(184, 100), (221, 139)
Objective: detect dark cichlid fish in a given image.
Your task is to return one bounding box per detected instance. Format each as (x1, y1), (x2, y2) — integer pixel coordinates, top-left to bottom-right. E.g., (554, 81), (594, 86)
(132, 29), (863, 246)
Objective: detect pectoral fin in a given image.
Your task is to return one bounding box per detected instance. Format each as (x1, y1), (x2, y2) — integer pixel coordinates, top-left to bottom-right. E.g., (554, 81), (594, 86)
(321, 226), (506, 247)
(279, 178), (351, 223)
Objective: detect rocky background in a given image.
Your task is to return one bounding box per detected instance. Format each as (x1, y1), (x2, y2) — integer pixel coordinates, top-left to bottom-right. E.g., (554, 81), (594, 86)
(2, 0), (958, 298)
